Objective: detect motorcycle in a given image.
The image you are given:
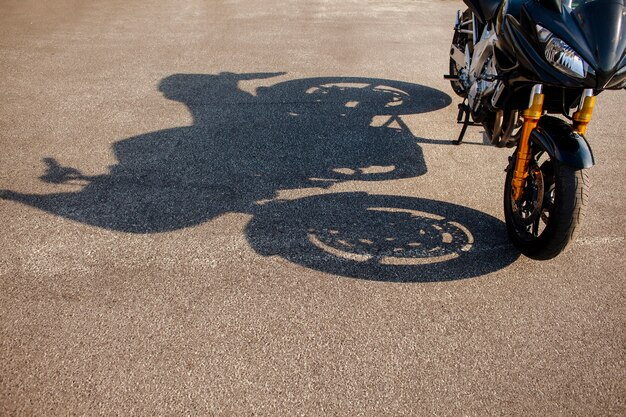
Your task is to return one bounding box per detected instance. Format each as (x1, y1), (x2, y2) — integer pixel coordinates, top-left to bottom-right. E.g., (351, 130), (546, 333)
(445, 0), (626, 259)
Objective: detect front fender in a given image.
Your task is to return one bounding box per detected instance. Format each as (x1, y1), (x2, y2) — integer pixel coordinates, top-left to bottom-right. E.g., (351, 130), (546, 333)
(530, 116), (594, 169)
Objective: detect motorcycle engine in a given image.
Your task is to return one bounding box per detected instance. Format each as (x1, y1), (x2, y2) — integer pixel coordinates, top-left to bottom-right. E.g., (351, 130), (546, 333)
(468, 56), (498, 121)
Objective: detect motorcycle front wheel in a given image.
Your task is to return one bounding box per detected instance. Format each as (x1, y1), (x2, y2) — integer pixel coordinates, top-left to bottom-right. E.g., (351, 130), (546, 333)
(504, 147), (589, 260)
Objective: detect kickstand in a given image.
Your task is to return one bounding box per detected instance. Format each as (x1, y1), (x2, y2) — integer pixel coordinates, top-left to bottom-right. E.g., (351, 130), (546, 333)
(455, 100), (480, 145)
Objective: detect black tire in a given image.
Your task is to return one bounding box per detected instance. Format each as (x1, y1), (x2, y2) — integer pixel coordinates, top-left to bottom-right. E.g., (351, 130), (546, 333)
(449, 57), (466, 97)
(504, 148), (589, 260)
(449, 9), (471, 98)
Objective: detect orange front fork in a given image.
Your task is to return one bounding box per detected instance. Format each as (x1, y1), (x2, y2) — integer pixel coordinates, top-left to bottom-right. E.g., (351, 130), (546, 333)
(511, 86), (544, 201)
(573, 91), (596, 135)
(511, 87), (596, 201)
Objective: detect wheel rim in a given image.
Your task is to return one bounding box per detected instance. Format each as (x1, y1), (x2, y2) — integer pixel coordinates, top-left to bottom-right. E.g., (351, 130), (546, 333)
(509, 151), (555, 241)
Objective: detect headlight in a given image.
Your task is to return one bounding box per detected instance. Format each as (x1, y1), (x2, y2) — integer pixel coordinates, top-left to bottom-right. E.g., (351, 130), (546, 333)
(536, 25), (588, 79)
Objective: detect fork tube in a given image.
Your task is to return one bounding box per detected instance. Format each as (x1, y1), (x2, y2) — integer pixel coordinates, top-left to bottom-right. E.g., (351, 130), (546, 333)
(573, 89), (595, 135)
(511, 85), (544, 201)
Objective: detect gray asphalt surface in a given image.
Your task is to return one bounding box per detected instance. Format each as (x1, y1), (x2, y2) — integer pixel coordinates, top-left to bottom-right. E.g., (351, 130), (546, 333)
(1, 0), (625, 415)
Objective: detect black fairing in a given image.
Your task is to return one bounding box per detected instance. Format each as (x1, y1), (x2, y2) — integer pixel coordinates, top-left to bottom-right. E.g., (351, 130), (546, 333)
(463, 0), (502, 23)
(538, 0), (562, 13)
(573, 0), (626, 88)
(497, 0), (626, 90)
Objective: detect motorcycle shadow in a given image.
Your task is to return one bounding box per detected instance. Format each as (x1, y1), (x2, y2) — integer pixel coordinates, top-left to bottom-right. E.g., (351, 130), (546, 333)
(247, 193), (519, 282)
(2, 72), (519, 280)
(2, 73), (449, 233)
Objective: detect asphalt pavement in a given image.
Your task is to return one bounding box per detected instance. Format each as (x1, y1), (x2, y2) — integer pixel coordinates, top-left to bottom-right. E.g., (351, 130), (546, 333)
(1, 0), (624, 415)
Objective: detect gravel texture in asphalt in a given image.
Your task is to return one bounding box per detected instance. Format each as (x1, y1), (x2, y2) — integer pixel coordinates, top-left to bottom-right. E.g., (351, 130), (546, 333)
(1, 0), (625, 415)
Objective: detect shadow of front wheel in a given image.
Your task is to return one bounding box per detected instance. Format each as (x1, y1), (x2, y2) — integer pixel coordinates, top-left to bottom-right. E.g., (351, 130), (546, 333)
(246, 192), (519, 282)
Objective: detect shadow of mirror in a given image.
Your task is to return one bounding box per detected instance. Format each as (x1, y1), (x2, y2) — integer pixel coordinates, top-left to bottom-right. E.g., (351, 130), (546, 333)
(247, 193), (519, 282)
(1, 74), (451, 233)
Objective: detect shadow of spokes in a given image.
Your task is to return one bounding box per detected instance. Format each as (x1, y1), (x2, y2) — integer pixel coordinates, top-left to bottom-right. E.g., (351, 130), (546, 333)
(247, 192), (519, 282)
